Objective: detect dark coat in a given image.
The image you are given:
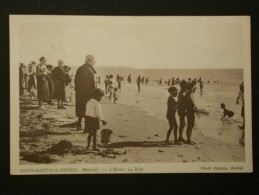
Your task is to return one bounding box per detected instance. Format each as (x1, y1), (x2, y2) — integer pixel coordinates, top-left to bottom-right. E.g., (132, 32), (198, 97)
(36, 64), (50, 101)
(19, 66), (24, 95)
(52, 66), (65, 100)
(74, 63), (96, 117)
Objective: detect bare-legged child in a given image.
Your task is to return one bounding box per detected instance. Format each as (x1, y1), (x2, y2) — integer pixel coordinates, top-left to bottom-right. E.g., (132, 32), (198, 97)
(177, 80), (187, 142)
(165, 86), (180, 145)
(185, 83), (197, 145)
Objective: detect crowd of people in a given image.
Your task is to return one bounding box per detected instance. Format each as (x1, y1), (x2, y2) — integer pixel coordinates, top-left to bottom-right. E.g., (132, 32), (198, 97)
(19, 54), (245, 150)
(19, 57), (73, 109)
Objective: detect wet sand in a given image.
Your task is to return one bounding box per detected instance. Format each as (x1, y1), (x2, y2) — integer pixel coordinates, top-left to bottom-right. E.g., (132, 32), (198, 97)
(19, 96), (245, 164)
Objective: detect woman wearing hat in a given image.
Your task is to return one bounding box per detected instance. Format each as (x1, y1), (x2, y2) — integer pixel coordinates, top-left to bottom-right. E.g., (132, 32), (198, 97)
(36, 57), (50, 109)
(27, 62), (37, 99)
(52, 60), (66, 109)
(63, 65), (72, 102)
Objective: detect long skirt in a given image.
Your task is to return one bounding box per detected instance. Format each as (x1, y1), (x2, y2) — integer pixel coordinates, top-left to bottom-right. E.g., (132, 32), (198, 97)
(53, 81), (65, 100)
(28, 75), (37, 93)
(37, 75), (50, 101)
(47, 76), (54, 100)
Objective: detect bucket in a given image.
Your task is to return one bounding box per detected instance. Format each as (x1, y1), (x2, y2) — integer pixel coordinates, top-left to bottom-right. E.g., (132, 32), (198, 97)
(100, 129), (113, 144)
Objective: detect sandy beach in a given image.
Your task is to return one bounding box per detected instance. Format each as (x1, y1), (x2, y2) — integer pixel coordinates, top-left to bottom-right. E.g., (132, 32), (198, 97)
(19, 94), (245, 165)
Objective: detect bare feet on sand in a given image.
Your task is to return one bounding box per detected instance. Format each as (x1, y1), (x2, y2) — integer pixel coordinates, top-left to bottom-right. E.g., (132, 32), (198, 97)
(178, 137), (186, 142)
(185, 140), (196, 145)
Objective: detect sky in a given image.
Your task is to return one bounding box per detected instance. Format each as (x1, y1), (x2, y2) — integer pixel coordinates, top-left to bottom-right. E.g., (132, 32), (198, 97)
(17, 16), (248, 69)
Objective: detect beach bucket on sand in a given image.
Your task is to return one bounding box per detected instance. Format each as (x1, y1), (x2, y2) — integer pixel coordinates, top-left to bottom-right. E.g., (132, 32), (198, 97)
(100, 129), (113, 144)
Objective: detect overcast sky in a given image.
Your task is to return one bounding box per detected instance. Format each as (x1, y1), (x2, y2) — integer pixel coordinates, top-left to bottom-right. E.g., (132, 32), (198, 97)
(17, 16), (248, 69)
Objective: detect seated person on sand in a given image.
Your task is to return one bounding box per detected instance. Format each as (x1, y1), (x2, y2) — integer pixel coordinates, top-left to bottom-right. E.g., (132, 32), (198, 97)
(85, 88), (107, 151)
(220, 103), (234, 120)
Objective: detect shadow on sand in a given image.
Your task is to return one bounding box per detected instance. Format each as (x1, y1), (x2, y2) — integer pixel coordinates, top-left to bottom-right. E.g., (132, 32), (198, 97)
(99, 141), (169, 149)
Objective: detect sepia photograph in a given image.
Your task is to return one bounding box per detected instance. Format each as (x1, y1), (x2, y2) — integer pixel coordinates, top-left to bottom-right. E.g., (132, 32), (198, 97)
(10, 15), (252, 174)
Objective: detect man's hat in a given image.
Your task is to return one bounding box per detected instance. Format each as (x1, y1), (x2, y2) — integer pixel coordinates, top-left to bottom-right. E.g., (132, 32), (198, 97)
(168, 86), (178, 94)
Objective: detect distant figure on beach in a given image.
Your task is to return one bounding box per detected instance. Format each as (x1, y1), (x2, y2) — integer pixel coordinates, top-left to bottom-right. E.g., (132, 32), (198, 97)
(108, 80), (113, 98)
(177, 80), (187, 142)
(237, 81), (244, 129)
(117, 79), (121, 91)
(171, 77), (175, 85)
(52, 60), (66, 109)
(104, 77), (109, 93)
(207, 80), (210, 83)
(193, 79), (197, 85)
(27, 62), (37, 99)
(159, 79), (162, 85)
(85, 88), (107, 151)
(128, 74), (131, 83)
(46, 64), (54, 105)
(113, 87), (118, 104)
(185, 83), (197, 145)
(36, 57), (50, 109)
(199, 80), (204, 95)
(141, 77), (145, 83)
(220, 103), (234, 120)
(74, 55), (96, 131)
(116, 74), (120, 82)
(137, 75), (141, 92)
(165, 86), (180, 145)
(188, 78), (192, 84)
(145, 77), (149, 84)
(168, 79), (171, 86)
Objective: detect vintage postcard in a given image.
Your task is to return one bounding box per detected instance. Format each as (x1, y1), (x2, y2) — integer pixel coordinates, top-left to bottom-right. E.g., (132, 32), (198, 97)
(10, 15), (252, 174)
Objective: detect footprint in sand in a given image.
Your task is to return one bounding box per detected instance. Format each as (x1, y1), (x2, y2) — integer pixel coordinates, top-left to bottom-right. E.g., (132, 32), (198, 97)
(177, 154), (184, 157)
(158, 150), (164, 153)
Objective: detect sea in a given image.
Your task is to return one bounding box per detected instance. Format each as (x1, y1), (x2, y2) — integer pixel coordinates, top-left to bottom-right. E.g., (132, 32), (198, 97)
(70, 67), (244, 145)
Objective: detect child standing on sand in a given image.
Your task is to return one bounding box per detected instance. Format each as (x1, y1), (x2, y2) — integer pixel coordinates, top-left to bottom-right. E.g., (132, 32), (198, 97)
(220, 103), (234, 120)
(85, 88), (107, 151)
(178, 80), (187, 142)
(113, 87), (119, 104)
(185, 83), (197, 145)
(165, 86), (180, 145)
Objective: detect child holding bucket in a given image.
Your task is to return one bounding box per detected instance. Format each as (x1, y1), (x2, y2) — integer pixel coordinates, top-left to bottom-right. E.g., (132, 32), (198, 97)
(85, 88), (107, 151)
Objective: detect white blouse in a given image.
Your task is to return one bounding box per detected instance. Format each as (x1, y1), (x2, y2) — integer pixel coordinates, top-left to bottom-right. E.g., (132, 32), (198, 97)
(85, 99), (103, 121)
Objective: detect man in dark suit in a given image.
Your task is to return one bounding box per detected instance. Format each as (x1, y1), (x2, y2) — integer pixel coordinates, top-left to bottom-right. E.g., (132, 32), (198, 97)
(74, 55), (96, 131)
